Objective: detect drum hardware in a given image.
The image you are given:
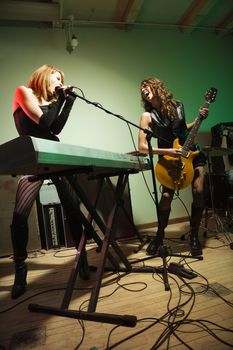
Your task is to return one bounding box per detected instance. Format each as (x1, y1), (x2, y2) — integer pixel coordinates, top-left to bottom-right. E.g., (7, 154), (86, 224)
(203, 147), (233, 245)
(203, 146), (233, 157)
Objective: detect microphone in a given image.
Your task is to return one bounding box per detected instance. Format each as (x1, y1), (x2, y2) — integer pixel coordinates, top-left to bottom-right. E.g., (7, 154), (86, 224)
(55, 85), (78, 98)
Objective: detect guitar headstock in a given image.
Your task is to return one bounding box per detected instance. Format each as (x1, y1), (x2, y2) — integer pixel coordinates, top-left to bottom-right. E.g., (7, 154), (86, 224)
(205, 87), (217, 104)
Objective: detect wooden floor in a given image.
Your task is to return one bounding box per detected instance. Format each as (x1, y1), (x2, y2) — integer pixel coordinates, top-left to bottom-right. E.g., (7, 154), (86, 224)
(0, 217), (233, 350)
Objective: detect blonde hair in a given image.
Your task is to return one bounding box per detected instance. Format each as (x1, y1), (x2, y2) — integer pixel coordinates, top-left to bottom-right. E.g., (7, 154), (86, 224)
(28, 64), (65, 102)
(141, 77), (177, 120)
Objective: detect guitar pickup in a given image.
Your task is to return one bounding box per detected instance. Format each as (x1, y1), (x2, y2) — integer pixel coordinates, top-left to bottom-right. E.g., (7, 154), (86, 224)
(181, 150), (190, 158)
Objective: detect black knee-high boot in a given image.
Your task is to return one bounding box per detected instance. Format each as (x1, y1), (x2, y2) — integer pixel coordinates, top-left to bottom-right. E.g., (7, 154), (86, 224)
(146, 210), (171, 255)
(11, 215), (28, 299)
(190, 204), (203, 256)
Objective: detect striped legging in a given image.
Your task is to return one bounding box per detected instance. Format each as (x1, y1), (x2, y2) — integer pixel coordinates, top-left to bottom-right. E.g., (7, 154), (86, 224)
(11, 175), (83, 263)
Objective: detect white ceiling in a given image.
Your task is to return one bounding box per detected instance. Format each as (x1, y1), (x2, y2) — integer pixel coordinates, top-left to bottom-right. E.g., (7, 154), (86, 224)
(0, 0), (233, 36)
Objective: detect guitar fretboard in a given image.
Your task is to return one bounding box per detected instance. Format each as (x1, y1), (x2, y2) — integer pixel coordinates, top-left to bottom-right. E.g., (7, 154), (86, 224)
(182, 100), (210, 156)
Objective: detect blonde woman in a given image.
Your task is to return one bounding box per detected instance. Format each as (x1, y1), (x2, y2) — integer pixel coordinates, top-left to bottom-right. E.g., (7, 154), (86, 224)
(11, 64), (89, 299)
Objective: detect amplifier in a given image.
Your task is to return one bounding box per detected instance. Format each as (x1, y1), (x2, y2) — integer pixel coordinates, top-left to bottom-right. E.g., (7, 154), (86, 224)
(38, 203), (66, 250)
(37, 183), (75, 250)
(211, 122), (233, 174)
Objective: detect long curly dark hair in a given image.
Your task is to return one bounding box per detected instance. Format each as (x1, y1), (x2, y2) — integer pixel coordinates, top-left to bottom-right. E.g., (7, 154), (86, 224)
(140, 77), (177, 120)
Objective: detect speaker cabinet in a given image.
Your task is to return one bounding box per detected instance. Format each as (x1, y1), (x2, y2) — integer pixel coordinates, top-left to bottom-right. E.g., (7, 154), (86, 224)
(211, 122), (233, 174)
(37, 203), (65, 250)
(37, 183), (74, 250)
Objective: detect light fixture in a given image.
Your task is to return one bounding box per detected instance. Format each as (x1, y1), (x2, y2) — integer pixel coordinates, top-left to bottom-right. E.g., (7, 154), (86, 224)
(65, 15), (78, 53)
(70, 34), (78, 50)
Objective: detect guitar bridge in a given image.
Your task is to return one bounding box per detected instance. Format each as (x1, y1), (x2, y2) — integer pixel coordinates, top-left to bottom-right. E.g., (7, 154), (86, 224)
(173, 159), (185, 170)
(167, 159), (184, 182)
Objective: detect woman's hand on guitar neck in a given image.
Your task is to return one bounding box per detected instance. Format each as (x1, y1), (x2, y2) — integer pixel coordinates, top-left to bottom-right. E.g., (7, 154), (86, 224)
(199, 107), (208, 119)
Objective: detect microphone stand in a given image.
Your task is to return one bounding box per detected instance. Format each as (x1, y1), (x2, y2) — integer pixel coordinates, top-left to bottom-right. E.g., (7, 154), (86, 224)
(145, 132), (170, 290)
(70, 88), (147, 132)
(71, 88), (153, 247)
(71, 89), (203, 291)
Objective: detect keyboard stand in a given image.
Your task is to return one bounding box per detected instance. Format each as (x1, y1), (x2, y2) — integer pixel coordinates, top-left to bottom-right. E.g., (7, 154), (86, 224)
(28, 169), (140, 327)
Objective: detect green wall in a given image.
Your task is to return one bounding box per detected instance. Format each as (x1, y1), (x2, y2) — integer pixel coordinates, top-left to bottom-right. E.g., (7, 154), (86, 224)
(0, 26), (232, 226)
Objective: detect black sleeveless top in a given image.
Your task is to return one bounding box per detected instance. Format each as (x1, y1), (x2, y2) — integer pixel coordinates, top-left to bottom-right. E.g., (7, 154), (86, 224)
(13, 105), (59, 141)
(150, 101), (188, 148)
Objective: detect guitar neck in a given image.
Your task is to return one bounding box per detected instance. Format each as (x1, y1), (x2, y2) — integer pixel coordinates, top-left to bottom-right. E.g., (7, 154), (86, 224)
(182, 101), (210, 153)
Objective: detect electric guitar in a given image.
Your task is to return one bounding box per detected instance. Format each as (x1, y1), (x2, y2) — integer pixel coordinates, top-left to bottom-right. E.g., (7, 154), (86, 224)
(155, 87), (217, 191)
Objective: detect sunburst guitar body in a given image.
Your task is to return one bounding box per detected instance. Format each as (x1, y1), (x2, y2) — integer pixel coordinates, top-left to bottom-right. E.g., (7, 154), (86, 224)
(155, 87), (218, 191)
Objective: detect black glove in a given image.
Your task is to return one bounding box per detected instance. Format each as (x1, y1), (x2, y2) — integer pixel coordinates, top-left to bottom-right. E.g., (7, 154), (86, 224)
(50, 95), (76, 134)
(39, 94), (65, 129)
